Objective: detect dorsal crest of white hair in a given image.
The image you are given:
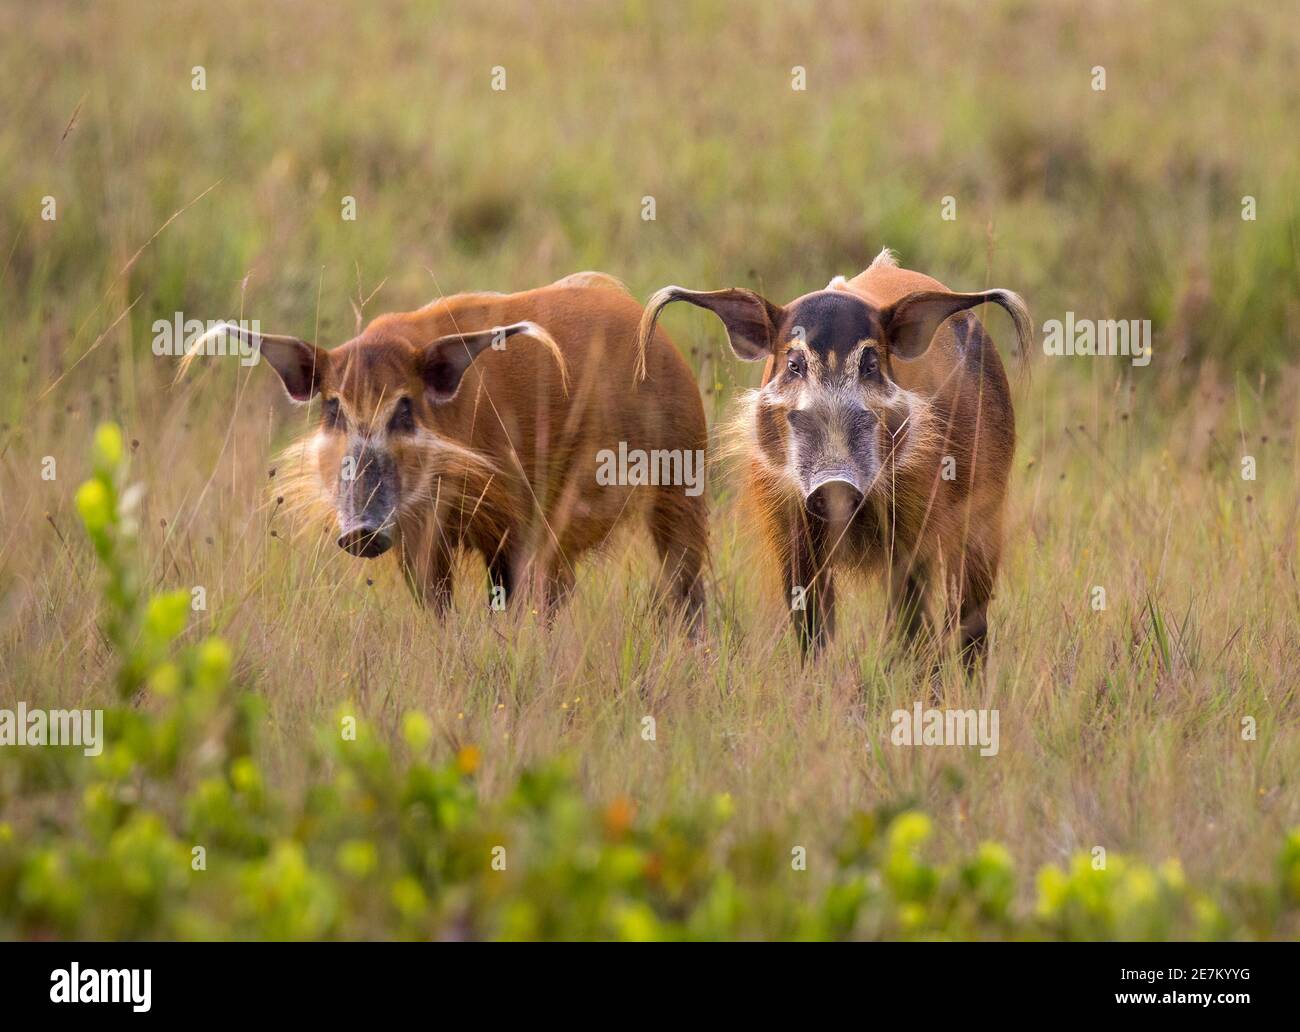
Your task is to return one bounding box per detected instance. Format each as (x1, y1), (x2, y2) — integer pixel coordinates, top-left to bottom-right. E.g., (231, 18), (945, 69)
(548, 270), (632, 295)
(869, 247), (899, 269)
(825, 275), (848, 290)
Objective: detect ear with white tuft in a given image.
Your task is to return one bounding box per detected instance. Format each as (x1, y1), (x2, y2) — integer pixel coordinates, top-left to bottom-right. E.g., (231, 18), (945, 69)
(880, 289), (1033, 362)
(177, 322), (327, 402)
(420, 321), (568, 404)
(635, 285), (785, 382)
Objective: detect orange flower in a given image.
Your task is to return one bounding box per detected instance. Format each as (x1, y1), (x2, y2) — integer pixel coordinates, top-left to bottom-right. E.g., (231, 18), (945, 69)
(456, 744), (481, 776)
(603, 795), (636, 839)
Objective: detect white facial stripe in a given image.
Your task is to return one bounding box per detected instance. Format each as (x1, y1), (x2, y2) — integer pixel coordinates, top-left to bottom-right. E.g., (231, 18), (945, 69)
(786, 340), (881, 385)
(844, 340), (876, 379)
(797, 346), (824, 378)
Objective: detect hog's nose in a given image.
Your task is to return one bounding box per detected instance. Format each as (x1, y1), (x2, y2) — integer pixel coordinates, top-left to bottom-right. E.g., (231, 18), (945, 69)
(337, 524), (393, 559)
(806, 477), (864, 523)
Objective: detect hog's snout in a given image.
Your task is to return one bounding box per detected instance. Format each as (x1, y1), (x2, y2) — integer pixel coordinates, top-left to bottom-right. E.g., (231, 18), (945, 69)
(787, 404), (878, 520)
(804, 473), (865, 524)
(337, 524), (393, 558)
(335, 442), (397, 559)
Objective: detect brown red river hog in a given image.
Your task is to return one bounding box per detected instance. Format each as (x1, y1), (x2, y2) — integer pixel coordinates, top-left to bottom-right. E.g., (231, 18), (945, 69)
(197, 272), (708, 632)
(637, 249), (1030, 666)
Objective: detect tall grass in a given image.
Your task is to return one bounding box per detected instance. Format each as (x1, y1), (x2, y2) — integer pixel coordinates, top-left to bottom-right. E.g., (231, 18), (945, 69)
(1, 0), (1298, 934)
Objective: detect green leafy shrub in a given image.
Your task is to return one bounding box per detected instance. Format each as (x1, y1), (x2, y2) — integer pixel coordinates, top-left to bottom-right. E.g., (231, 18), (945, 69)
(0, 425), (1296, 941)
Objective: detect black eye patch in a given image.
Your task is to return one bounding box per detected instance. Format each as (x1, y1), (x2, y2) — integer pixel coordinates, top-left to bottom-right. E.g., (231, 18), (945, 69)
(859, 348), (882, 382)
(323, 397), (345, 430)
(388, 396), (415, 434)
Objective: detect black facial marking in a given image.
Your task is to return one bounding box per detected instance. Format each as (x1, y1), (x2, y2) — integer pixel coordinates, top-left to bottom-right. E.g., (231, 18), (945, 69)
(860, 347), (881, 383)
(781, 292), (882, 375)
(388, 396), (415, 434)
(323, 397), (345, 431)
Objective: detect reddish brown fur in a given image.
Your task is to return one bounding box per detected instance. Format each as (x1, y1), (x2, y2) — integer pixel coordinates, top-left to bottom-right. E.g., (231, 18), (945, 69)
(807, 262), (1016, 662)
(249, 275), (709, 629)
(640, 252), (1029, 666)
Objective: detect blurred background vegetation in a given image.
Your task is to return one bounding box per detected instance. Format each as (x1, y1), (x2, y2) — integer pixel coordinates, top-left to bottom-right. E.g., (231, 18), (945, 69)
(1, 0), (1298, 938)
(3, 0), (1297, 416)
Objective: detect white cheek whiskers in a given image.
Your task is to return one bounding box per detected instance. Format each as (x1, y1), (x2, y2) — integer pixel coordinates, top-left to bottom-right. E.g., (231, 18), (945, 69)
(395, 427), (501, 515)
(871, 384), (928, 466)
(714, 389), (798, 493)
(304, 430), (336, 498)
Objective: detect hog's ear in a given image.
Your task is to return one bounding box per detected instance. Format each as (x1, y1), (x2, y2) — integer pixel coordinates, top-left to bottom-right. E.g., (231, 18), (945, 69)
(181, 323), (327, 401)
(257, 334), (329, 401)
(420, 321), (565, 404)
(879, 289), (1032, 361)
(636, 286), (785, 379)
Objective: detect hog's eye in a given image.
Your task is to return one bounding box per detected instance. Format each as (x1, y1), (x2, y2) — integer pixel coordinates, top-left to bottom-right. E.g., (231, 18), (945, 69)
(388, 396), (415, 434)
(786, 352), (806, 377)
(322, 397), (345, 430)
(860, 349), (881, 382)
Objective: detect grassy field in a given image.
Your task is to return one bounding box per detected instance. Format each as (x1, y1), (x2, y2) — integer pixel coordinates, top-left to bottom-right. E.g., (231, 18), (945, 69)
(2, 0), (1299, 938)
